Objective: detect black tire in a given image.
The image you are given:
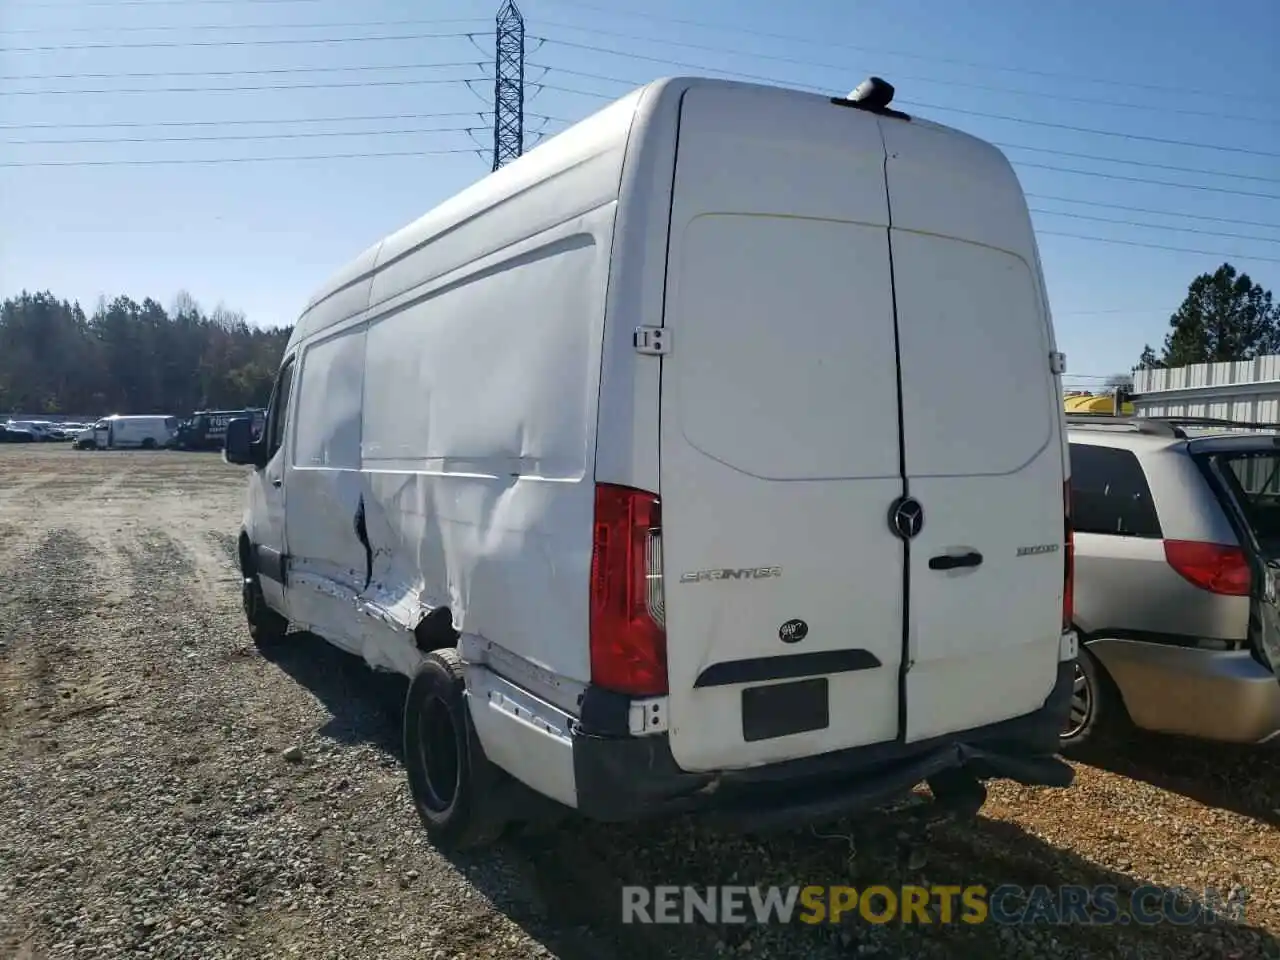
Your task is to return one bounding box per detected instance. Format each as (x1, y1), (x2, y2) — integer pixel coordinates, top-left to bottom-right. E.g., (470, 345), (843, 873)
(1059, 644), (1125, 751)
(141, 438), (157, 450)
(403, 648), (510, 850)
(242, 572), (288, 647)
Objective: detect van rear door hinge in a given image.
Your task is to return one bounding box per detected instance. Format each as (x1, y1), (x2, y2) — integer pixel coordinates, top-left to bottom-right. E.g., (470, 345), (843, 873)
(1050, 351), (1067, 375)
(634, 326), (671, 356)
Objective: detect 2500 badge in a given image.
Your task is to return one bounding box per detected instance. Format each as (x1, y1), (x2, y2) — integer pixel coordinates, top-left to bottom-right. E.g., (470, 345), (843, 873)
(679, 566), (782, 584)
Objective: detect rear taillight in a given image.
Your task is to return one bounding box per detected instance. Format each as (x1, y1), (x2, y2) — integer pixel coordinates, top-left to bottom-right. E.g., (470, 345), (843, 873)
(1063, 479), (1074, 632)
(589, 483), (668, 696)
(1164, 540), (1251, 596)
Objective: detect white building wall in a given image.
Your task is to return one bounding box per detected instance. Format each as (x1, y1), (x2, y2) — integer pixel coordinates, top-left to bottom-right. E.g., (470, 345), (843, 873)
(1132, 355), (1280, 427)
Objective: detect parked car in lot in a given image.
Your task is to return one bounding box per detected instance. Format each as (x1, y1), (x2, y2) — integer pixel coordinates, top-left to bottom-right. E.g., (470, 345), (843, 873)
(54, 422), (89, 440)
(1063, 414), (1280, 748)
(5, 420), (60, 441)
(0, 425), (36, 443)
(227, 75), (1078, 849)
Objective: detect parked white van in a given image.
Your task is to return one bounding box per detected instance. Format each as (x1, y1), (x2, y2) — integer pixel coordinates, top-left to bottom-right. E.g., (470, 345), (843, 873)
(225, 76), (1079, 849)
(80, 414), (179, 450)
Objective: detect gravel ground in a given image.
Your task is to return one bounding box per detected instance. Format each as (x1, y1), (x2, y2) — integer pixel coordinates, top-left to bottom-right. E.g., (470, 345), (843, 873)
(1, 444), (1278, 960)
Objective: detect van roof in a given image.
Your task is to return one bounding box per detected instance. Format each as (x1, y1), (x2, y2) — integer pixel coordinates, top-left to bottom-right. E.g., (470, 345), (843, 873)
(291, 75), (1017, 347)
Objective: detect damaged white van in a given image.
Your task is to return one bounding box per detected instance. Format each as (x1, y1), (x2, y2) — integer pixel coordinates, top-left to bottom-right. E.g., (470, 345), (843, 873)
(226, 75), (1079, 849)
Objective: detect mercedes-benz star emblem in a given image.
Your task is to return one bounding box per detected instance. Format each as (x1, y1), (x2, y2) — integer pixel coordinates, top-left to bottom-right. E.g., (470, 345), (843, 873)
(888, 496), (925, 540)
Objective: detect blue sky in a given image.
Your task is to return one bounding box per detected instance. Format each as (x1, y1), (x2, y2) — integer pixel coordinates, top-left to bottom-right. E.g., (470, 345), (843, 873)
(2, 0), (1277, 386)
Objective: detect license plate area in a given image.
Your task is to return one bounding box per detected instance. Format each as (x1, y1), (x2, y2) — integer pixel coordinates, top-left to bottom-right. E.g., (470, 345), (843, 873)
(741, 677), (830, 742)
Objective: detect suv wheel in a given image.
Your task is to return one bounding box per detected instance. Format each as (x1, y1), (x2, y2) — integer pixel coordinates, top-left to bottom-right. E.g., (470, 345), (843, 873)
(1060, 646), (1117, 750)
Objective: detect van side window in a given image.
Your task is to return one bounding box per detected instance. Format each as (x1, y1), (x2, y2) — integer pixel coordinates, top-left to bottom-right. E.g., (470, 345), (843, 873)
(266, 356), (296, 461)
(1068, 443), (1162, 537)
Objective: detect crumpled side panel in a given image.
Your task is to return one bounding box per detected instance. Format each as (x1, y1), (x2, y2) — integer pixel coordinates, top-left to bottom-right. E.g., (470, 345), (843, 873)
(347, 222), (611, 685)
(357, 471), (594, 683)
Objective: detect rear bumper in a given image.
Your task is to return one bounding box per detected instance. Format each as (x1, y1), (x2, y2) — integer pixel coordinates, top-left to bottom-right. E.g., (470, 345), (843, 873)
(1088, 638), (1280, 744)
(570, 659), (1075, 829)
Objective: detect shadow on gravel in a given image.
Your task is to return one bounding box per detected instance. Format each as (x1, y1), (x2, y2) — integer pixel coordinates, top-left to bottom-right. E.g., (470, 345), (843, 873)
(258, 630), (406, 756)
(253, 634), (1280, 959)
(1072, 730), (1280, 827)
(920, 813), (1280, 960)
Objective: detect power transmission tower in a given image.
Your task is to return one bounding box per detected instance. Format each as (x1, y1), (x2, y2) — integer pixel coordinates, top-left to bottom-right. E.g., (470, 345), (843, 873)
(492, 0), (524, 171)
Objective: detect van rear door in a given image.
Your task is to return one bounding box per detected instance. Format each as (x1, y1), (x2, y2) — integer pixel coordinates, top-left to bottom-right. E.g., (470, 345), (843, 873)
(656, 86), (1066, 773)
(656, 86), (905, 773)
(880, 118), (1065, 743)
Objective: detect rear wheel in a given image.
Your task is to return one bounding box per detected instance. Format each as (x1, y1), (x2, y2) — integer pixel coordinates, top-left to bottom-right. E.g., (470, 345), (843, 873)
(1060, 645), (1122, 751)
(403, 648), (510, 849)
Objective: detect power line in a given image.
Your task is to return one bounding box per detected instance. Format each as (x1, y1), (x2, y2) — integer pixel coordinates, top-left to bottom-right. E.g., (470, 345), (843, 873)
(1013, 161), (1280, 202)
(6, 4), (1273, 134)
(996, 143), (1280, 187)
(536, 0), (1280, 108)
(1037, 231), (1280, 265)
(1025, 194), (1280, 232)
(2, 61), (485, 83)
(0, 147), (482, 168)
(0, 17), (491, 35)
(4, 124), (485, 146)
(1028, 209), (1280, 245)
(532, 66), (1280, 190)
(529, 53), (1280, 161)
(3, 75), (487, 96)
(533, 24), (1280, 125)
(906, 101), (1280, 161)
(533, 75), (1280, 188)
(17, 79), (1269, 197)
(532, 80), (1280, 246)
(0, 30), (485, 53)
(10, 0), (334, 6)
(0, 109), (567, 131)
(11, 12), (1272, 127)
(3, 61), (487, 84)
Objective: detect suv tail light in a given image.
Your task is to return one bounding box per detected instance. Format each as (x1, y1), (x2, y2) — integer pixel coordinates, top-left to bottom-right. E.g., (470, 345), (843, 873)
(589, 483), (668, 696)
(1164, 539), (1251, 596)
(1063, 479), (1074, 632)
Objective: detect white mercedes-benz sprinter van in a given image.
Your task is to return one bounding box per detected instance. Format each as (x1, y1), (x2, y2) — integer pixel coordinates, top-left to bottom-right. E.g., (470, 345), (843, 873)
(226, 76), (1078, 849)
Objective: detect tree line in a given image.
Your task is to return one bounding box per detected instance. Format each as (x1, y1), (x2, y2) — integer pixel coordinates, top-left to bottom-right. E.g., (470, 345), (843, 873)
(0, 290), (291, 417)
(2, 263), (1274, 416)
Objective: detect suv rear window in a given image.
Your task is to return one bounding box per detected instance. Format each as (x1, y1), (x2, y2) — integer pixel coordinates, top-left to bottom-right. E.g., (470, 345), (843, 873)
(1068, 442), (1163, 538)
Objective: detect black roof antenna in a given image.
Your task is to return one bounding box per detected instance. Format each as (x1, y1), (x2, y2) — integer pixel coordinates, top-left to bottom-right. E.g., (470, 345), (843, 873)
(831, 76), (911, 120)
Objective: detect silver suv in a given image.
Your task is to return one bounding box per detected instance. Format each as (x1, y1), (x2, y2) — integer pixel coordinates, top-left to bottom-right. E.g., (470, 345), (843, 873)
(1063, 414), (1280, 748)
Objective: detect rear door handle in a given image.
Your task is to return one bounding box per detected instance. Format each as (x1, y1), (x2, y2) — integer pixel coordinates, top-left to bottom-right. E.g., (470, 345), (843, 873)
(928, 551), (983, 571)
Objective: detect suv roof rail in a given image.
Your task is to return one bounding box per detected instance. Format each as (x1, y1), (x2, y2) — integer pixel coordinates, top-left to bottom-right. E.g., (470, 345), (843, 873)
(1064, 412), (1280, 440)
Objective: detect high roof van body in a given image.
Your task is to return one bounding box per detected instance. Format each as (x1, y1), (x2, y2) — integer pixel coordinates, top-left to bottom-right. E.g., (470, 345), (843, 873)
(226, 76), (1078, 846)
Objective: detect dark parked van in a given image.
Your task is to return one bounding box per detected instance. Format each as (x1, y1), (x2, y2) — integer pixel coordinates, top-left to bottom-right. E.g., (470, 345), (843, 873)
(174, 409), (265, 451)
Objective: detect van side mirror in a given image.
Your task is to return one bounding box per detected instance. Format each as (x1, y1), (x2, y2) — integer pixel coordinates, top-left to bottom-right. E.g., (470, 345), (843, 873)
(224, 417), (260, 467)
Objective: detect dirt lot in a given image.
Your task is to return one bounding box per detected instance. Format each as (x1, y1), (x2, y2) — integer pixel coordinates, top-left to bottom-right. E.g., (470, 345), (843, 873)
(1, 445), (1278, 960)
